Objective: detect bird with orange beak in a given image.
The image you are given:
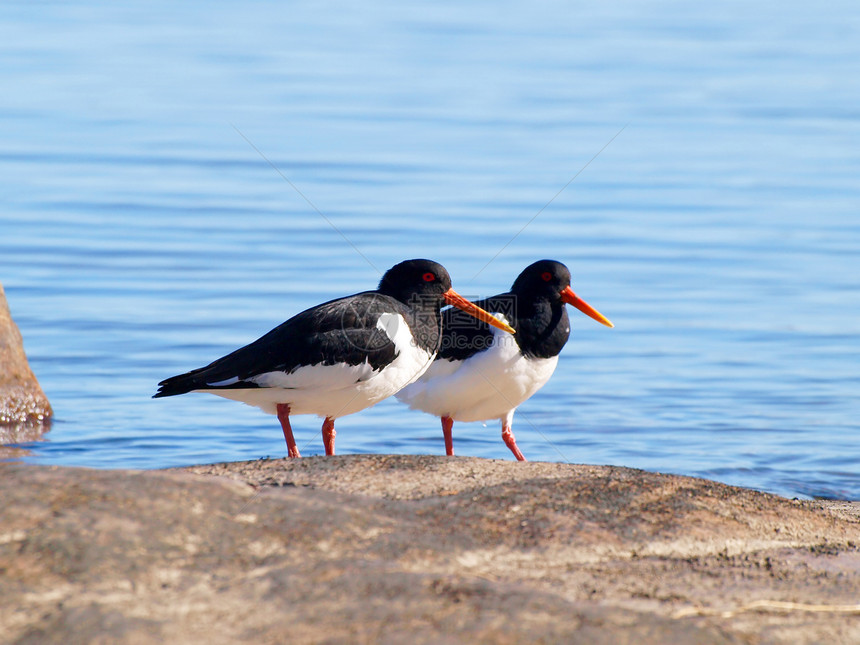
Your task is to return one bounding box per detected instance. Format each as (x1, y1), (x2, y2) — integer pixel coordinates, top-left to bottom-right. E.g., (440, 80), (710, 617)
(397, 259), (613, 460)
(155, 259), (515, 457)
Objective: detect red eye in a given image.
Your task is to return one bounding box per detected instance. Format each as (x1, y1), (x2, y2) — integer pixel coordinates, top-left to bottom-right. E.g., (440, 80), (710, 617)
(422, 272), (435, 282)
(541, 272), (552, 282)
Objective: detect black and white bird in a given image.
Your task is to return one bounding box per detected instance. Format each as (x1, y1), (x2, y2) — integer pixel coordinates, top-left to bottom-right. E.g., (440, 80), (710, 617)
(154, 259), (515, 458)
(396, 259), (613, 461)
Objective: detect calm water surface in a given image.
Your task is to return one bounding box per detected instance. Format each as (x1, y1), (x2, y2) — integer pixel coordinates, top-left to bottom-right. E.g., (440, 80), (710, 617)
(1, 1), (858, 499)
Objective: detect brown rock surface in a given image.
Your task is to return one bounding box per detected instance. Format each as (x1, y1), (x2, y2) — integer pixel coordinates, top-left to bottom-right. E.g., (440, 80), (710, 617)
(0, 282), (52, 440)
(1, 456), (858, 644)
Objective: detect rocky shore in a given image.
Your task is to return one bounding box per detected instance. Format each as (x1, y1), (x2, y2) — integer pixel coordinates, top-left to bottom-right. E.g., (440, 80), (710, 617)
(0, 281), (52, 449)
(1, 455), (858, 644)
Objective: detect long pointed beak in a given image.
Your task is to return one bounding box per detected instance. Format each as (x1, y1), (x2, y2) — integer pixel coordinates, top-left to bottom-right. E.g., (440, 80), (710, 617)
(443, 288), (516, 334)
(560, 286), (614, 328)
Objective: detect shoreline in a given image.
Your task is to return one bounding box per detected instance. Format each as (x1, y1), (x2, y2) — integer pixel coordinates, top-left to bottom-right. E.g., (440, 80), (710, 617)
(2, 455), (859, 643)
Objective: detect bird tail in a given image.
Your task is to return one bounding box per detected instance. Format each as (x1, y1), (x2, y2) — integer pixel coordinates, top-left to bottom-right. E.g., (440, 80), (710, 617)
(153, 369), (210, 398)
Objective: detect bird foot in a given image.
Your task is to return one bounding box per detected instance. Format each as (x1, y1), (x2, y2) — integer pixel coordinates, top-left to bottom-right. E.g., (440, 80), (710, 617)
(277, 404), (302, 458)
(501, 425), (526, 461)
(322, 417), (336, 456)
(441, 416), (455, 456)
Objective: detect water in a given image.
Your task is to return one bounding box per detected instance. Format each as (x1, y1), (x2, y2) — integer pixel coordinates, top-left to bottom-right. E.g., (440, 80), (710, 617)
(1, 1), (858, 500)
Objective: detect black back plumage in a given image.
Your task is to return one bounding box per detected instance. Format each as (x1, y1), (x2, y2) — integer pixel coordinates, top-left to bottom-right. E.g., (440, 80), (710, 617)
(154, 259), (453, 398)
(438, 260), (572, 362)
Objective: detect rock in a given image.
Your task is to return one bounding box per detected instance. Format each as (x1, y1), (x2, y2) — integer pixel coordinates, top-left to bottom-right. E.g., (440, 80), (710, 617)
(2, 456), (858, 644)
(0, 282), (52, 438)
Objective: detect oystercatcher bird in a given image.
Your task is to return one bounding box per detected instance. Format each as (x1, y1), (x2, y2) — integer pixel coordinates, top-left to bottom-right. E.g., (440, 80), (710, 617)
(154, 259), (515, 458)
(396, 259), (613, 461)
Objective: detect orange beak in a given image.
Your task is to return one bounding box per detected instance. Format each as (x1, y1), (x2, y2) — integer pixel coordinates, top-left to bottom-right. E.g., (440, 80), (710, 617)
(560, 286), (614, 328)
(443, 288), (516, 334)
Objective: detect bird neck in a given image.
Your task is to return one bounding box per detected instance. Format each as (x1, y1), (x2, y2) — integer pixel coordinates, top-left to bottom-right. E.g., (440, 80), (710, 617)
(398, 295), (444, 355)
(513, 297), (570, 359)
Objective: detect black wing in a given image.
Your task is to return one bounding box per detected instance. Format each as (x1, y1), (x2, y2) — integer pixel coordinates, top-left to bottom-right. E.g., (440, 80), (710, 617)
(154, 291), (404, 397)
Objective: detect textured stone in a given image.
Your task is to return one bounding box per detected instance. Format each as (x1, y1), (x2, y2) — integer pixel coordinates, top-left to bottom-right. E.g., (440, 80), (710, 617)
(2, 456), (858, 644)
(0, 282), (52, 436)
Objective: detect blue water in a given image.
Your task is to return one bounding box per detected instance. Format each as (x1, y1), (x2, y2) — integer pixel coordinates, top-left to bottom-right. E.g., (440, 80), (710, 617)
(2, 1), (859, 500)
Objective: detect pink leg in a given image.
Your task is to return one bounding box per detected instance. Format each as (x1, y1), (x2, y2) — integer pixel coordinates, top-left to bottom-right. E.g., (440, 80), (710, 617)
(441, 416), (454, 456)
(322, 417), (336, 456)
(501, 422), (526, 462)
(277, 404), (301, 458)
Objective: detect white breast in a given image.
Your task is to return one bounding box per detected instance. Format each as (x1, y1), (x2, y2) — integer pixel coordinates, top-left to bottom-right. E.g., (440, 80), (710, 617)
(396, 318), (558, 423)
